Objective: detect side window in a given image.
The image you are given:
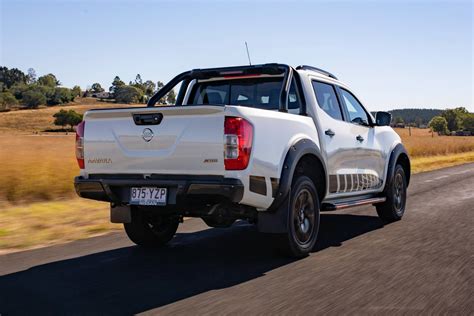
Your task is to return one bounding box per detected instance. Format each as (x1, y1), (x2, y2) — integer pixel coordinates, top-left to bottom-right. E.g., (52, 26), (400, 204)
(288, 79), (301, 110)
(340, 89), (369, 126)
(311, 81), (343, 120)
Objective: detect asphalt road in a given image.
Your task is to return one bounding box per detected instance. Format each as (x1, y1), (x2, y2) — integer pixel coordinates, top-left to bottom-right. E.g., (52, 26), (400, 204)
(1, 163), (473, 315)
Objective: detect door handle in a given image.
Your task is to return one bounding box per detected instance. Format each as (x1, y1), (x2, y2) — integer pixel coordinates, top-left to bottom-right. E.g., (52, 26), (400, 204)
(356, 135), (364, 142)
(325, 129), (335, 137)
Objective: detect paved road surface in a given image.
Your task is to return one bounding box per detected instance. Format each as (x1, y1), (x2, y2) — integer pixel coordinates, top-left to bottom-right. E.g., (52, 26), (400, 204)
(1, 163), (473, 314)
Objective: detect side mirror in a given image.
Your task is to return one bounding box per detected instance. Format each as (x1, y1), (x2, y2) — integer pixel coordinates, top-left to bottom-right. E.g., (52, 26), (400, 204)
(375, 111), (392, 126)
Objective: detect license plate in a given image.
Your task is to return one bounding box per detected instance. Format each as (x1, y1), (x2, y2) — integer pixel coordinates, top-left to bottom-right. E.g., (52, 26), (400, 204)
(130, 187), (167, 206)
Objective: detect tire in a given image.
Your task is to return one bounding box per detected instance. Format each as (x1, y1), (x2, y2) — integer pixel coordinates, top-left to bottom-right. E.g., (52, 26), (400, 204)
(376, 164), (407, 222)
(278, 175), (320, 258)
(124, 208), (179, 247)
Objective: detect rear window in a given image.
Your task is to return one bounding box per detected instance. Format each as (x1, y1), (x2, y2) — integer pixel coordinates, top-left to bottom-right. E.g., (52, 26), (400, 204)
(187, 77), (300, 110)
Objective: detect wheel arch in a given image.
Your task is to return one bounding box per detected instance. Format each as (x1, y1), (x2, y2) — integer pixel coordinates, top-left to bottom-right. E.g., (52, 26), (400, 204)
(386, 143), (411, 189)
(258, 139), (326, 233)
(272, 138), (326, 209)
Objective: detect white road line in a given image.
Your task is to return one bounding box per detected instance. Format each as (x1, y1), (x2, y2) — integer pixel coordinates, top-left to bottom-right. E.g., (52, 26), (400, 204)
(434, 175), (449, 180)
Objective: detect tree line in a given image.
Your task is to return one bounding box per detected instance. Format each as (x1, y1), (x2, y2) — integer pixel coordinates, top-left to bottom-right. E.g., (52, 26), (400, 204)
(389, 108), (443, 127)
(0, 66), (175, 111)
(428, 107), (474, 135)
(87, 74), (176, 105)
(0, 67), (80, 110)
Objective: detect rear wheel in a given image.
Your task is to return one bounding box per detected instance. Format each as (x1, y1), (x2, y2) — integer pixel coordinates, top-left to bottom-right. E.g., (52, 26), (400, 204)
(376, 164), (407, 222)
(124, 208), (179, 247)
(278, 176), (320, 258)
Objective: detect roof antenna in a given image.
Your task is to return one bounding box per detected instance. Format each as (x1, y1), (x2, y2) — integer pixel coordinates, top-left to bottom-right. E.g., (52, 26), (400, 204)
(245, 41), (252, 65)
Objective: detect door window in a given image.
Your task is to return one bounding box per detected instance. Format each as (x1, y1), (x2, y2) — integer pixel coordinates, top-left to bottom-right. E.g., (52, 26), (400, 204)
(340, 89), (369, 126)
(311, 81), (343, 120)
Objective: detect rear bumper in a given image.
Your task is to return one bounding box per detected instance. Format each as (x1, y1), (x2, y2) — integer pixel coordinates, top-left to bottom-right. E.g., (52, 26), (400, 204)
(74, 174), (244, 205)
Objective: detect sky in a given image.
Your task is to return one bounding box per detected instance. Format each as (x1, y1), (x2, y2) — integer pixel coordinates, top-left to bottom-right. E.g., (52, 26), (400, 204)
(1, 0), (473, 111)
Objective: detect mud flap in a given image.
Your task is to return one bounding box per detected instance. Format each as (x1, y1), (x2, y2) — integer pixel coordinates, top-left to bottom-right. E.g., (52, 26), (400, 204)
(110, 205), (131, 223)
(257, 197), (290, 233)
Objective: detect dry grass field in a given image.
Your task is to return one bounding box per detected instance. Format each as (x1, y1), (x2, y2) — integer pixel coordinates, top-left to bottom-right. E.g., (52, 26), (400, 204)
(393, 127), (474, 172)
(0, 102), (473, 252)
(0, 98), (142, 134)
(394, 127), (474, 157)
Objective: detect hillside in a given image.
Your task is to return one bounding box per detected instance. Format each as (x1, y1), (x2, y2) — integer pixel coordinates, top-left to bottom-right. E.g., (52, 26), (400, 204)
(0, 98), (143, 134)
(388, 108), (443, 125)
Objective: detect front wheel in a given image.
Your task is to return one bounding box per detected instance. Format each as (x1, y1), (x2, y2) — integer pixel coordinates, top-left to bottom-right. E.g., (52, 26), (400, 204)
(124, 208), (179, 247)
(278, 176), (320, 258)
(376, 164), (407, 222)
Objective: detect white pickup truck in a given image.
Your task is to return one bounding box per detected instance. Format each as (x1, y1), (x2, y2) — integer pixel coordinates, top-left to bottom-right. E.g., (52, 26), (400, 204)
(74, 64), (410, 257)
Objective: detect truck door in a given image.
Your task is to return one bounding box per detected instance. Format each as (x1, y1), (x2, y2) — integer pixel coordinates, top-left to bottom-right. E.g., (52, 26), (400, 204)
(311, 80), (364, 197)
(336, 87), (385, 193)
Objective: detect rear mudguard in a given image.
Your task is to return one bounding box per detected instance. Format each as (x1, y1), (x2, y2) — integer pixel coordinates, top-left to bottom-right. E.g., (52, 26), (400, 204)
(258, 139), (325, 233)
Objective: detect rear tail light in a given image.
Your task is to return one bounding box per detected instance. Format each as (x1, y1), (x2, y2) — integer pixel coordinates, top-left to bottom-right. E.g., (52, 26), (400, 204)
(75, 121), (85, 169)
(224, 117), (253, 170)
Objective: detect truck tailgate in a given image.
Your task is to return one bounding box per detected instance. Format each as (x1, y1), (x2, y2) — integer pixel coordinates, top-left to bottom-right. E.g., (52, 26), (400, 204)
(83, 106), (225, 175)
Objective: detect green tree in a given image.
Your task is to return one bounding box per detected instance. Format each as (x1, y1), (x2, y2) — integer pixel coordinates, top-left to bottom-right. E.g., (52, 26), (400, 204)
(415, 117), (423, 128)
(428, 116), (448, 135)
(166, 89), (176, 104)
(109, 76), (125, 96)
(0, 67), (28, 88)
(90, 83), (104, 93)
(53, 109), (83, 131)
(393, 116), (404, 125)
(72, 85), (82, 97)
(0, 92), (18, 111)
(155, 81), (176, 104)
(115, 85), (143, 104)
(441, 108), (466, 132)
(27, 68), (37, 84)
(9, 83), (29, 100)
(22, 90), (46, 108)
(135, 74), (143, 85)
(38, 73), (60, 87)
(143, 80), (156, 97)
(48, 87), (74, 105)
(460, 113), (474, 134)
(156, 81), (164, 90)
(33, 85), (55, 101)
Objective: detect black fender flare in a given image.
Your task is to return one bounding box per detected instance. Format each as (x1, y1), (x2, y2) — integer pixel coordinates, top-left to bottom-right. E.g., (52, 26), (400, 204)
(384, 143), (411, 191)
(258, 139), (326, 233)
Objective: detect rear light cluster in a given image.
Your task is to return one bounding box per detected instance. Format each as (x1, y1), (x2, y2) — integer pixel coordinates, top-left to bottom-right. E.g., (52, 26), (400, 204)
(224, 117), (253, 170)
(75, 121), (85, 169)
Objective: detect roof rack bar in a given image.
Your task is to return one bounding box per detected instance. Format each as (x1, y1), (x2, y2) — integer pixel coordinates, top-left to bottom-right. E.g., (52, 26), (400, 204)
(295, 65), (338, 80)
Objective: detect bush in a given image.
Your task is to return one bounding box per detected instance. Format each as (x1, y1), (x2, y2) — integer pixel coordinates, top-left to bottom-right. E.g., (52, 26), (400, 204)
(0, 92), (18, 111)
(22, 90), (46, 108)
(53, 109), (83, 131)
(115, 85), (143, 103)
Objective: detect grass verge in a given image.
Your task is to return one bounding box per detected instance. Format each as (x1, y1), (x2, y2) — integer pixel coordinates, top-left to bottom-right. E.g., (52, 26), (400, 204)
(0, 198), (121, 254)
(410, 151), (474, 173)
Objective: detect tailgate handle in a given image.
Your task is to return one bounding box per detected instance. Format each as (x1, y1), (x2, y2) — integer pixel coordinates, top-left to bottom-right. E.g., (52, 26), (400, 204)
(133, 113), (163, 125)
